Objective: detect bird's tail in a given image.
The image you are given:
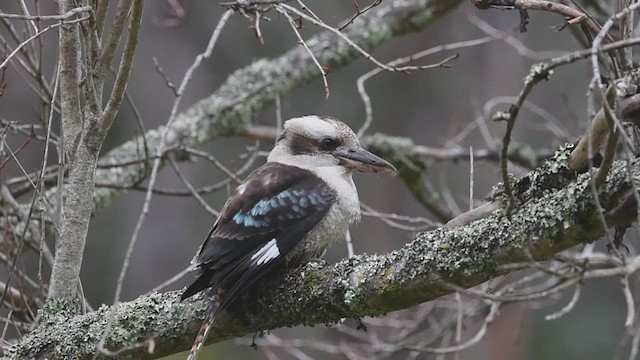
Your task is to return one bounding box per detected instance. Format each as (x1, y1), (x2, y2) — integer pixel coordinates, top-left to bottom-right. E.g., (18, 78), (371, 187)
(186, 297), (221, 360)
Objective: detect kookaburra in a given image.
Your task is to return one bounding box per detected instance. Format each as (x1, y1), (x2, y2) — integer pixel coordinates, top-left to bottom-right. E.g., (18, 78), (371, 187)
(181, 115), (395, 359)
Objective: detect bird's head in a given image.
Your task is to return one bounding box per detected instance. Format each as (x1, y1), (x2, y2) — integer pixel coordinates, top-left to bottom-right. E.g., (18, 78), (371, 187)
(268, 115), (396, 173)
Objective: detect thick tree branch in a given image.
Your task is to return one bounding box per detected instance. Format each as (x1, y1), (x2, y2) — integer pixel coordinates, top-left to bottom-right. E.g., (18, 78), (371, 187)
(9, 151), (639, 359)
(46, 0), (86, 301)
(56, 1), (82, 156)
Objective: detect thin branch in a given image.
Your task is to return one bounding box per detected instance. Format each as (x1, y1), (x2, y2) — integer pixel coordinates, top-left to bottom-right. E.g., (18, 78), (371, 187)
(0, 16), (89, 71)
(590, 1), (640, 96)
(338, 0), (382, 31)
(403, 303), (500, 354)
(545, 282), (583, 321)
(95, 0), (134, 89)
(0, 6), (91, 21)
(152, 57), (178, 96)
(279, 3), (407, 72)
(497, 64), (552, 214)
(168, 156), (220, 217)
(356, 42), (463, 137)
(621, 276), (635, 328)
(468, 13), (569, 60)
(95, 0), (110, 38)
(471, 0), (618, 52)
(100, 0), (144, 134)
(276, 5), (330, 99)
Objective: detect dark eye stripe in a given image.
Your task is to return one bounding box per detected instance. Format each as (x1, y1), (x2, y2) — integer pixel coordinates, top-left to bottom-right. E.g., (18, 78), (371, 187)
(288, 133), (318, 155)
(286, 132), (341, 155)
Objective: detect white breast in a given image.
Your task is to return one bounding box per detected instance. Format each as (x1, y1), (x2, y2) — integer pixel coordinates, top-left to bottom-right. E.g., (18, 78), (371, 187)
(287, 165), (361, 263)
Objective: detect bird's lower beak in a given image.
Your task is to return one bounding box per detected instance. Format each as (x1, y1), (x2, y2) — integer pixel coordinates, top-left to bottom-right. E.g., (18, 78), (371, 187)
(334, 146), (396, 173)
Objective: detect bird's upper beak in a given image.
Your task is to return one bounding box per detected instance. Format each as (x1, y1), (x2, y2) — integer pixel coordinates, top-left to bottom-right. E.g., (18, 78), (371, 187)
(333, 146), (396, 173)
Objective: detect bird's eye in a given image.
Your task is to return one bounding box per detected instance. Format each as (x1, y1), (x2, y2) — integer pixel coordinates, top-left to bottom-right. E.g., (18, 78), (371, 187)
(320, 138), (338, 150)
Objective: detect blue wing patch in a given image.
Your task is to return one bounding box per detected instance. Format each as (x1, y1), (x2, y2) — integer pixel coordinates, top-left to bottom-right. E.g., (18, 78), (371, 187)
(231, 189), (331, 228)
(232, 213), (269, 227)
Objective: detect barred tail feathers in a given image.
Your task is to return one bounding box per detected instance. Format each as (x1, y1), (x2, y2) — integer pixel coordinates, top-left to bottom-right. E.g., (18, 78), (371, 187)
(186, 298), (220, 360)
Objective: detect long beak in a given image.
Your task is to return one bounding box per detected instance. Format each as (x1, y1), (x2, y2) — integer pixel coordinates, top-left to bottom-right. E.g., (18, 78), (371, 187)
(333, 146), (396, 173)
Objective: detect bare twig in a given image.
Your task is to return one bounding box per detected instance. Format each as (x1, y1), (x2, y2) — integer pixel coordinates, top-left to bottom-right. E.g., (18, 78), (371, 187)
(468, 13), (569, 60)
(497, 64), (552, 215)
(0, 15), (89, 71)
(360, 202), (437, 231)
(403, 302), (500, 354)
(545, 282), (583, 321)
(276, 5), (330, 98)
(338, 0), (382, 31)
(152, 57), (178, 96)
(590, 1), (640, 95)
(96, 0), (134, 89)
(101, 1), (144, 134)
(621, 276), (635, 328)
(471, 0), (617, 48)
(278, 3), (406, 72)
(168, 156), (220, 217)
(0, 6), (91, 21)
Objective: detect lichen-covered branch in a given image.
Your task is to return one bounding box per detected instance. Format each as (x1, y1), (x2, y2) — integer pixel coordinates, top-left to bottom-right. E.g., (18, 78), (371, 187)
(8, 150), (638, 359)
